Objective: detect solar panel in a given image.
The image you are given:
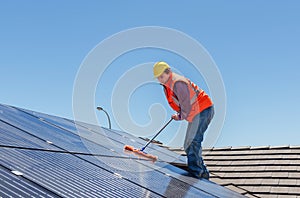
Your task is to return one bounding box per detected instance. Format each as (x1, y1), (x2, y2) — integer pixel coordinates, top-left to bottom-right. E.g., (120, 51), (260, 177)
(0, 104), (245, 197)
(0, 165), (57, 197)
(78, 155), (216, 197)
(0, 120), (55, 150)
(0, 148), (162, 198)
(19, 106), (186, 164)
(0, 105), (119, 157)
(76, 122), (186, 163)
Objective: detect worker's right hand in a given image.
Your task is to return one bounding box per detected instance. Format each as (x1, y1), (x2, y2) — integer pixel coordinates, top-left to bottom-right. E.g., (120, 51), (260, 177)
(172, 114), (180, 121)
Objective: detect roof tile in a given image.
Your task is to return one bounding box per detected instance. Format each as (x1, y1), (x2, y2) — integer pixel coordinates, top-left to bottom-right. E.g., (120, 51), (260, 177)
(171, 142), (300, 197)
(252, 186), (271, 193)
(212, 146), (232, 151)
(225, 185), (247, 194)
(255, 194), (278, 198)
(288, 172), (300, 178)
(289, 145), (300, 149)
(242, 186), (254, 192)
(290, 160), (300, 165)
(250, 146), (270, 150)
(230, 146), (251, 150)
(270, 186), (291, 194)
(292, 187), (300, 194)
(281, 165), (297, 171)
(271, 172), (289, 178)
(277, 195), (297, 198)
(279, 179), (297, 186)
(262, 178), (279, 185)
(270, 145), (290, 149)
(265, 166), (281, 171)
(244, 193), (258, 198)
(228, 178), (263, 186)
(210, 178), (232, 186)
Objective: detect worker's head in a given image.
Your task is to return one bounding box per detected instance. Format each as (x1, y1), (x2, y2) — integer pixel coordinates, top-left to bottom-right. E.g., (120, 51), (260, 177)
(153, 61), (171, 84)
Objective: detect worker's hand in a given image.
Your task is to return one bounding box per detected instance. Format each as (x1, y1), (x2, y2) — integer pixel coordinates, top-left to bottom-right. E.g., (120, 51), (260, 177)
(172, 114), (180, 121)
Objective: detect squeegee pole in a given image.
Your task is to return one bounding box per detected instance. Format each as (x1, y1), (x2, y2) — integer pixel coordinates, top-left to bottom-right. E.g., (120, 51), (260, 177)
(140, 117), (173, 151)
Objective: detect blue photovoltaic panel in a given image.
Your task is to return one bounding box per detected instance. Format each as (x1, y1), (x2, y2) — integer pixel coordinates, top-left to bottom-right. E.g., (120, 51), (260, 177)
(19, 107), (186, 164)
(0, 147), (215, 198)
(0, 104), (245, 197)
(80, 155), (243, 198)
(0, 165), (57, 198)
(78, 155), (215, 197)
(0, 120), (58, 150)
(0, 148), (162, 198)
(75, 121), (186, 163)
(18, 108), (141, 158)
(0, 105), (121, 157)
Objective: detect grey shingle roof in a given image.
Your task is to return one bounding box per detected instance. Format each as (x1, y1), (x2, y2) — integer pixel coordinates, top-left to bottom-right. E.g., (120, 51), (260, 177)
(0, 104), (244, 198)
(170, 146), (300, 198)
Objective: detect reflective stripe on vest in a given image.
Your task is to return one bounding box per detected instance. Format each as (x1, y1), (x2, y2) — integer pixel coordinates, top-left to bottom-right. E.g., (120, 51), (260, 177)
(164, 72), (213, 122)
(170, 73), (200, 106)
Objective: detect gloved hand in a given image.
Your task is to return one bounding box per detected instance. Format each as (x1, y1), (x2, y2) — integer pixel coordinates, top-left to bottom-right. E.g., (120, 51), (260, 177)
(172, 113), (180, 121)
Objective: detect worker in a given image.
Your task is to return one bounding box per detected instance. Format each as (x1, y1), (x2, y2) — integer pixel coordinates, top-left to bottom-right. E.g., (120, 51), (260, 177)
(153, 61), (214, 180)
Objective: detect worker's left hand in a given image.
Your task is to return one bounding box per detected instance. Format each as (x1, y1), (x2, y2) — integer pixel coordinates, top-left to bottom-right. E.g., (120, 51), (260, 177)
(172, 114), (180, 121)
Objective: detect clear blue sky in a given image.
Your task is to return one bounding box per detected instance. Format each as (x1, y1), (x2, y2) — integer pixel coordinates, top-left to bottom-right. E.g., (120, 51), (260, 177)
(1, 1), (300, 148)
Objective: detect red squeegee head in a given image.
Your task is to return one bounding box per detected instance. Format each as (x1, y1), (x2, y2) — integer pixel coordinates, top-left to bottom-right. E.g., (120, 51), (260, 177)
(124, 145), (158, 162)
(123, 117), (173, 162)
(124, 145), (134, 151)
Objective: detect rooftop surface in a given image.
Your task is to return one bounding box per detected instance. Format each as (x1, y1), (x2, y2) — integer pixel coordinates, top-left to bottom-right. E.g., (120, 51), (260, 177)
(170, 146), (300, 198)
(0, 104), (243, 198)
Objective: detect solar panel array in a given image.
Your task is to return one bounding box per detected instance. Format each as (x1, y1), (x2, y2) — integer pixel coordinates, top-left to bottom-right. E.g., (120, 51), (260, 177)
(0, 104), (244, 197)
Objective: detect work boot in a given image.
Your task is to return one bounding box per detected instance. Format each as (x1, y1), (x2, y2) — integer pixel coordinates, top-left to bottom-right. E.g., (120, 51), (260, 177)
(182, 171), (209, 180)
(192, 169), (210, 180)
(201, 171), (210, 180)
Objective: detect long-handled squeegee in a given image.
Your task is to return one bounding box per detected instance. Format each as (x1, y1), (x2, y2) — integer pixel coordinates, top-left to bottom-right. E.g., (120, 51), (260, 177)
(124, 117), (173, 161)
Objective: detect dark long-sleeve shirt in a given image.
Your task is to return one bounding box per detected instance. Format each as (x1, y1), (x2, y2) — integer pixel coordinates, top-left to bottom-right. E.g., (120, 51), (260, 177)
(173, 81), (191, 120)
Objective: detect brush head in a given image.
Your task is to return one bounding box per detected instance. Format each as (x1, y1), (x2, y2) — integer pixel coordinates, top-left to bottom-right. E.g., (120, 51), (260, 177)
(123, 145), (158, 162)
(124, 145), (134, 151)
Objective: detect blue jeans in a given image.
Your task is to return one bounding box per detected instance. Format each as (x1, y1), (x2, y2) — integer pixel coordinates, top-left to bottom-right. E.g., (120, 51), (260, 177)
(184, 106), (214, 178)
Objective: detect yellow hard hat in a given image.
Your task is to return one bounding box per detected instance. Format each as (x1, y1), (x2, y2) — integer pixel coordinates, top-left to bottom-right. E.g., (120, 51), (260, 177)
(153, 61), (170, 78)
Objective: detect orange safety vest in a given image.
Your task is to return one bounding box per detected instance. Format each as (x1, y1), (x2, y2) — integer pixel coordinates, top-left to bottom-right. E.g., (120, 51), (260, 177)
(163, 72), (213, 122)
